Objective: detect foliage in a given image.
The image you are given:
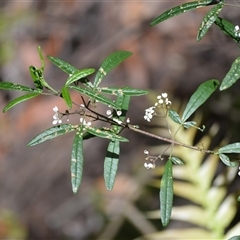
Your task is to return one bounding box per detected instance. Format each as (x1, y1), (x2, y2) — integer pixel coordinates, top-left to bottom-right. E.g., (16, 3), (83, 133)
(1, 0), (240, 239)
(138, 107), (240, 239)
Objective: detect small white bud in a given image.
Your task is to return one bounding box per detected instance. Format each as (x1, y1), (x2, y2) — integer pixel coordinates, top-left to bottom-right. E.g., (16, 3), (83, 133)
(144, 150), (149, 155)
(162, 93), (168, 98)
(117, 110), (122, 116)
(53, 106), (58, 112)
(106, 110), (112, 116)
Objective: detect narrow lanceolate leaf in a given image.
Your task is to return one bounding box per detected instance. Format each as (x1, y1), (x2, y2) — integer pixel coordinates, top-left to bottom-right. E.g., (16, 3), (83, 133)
(93, 51), (132, 87)
(71, 130), (84, 194)
(168, 109), (182, 124)
(86, 127), (129, 142)
(3, 93), (40, 113)
(0, 81), (41, 93)
(38, 46), (45, 68)
(61, 86), (72, 109)
(218, 153), (237, 167)
(197, 3), (224, 41)
(215, 17), (240, 43)
(99, 87), (148, 96)
(104, 140), (120, 191)
(150, 0), (213, 26)
(219, 143), (240, 154)
(48, 56), (78, 75)
(181, 79), (219, 122)
(220, 56), (240, 91)
(160, 159), (173, 227)
(69, 85), (120, 109)
(28, 124), (76, 146)
(65, 68), (95, 87)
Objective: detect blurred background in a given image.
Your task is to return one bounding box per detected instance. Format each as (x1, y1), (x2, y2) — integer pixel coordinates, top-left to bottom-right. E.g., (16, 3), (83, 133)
(0, 1), (240, 239)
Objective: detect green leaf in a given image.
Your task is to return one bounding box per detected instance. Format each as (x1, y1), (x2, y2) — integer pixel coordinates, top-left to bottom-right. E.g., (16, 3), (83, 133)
(182, 121), (197, 129)
(181, 79), (219, 122)
(29, 65), (58, 94)
(220, 56), (240, 91)
(215, 17), (240, 43)
(99, 86), (148, 96)
(170, 156), (184, 165)
(93, 51), (132, 87)
(218, 153), (237, 167)
(86, 127), (129, 142)
(197, 3), (224, 41)
(238, 196), (240, 202)
(228, 236), (240, 240)
(69, 85), (120, 109)
(48, 56), (78, 75)
(38, 46), (45, 69)
(160, 159), (173, 227)
(219, 143), (240, 154)
(150, 0), (213, 26)
(65, 68), (95, 87)
(168, 109), (182, 124)
(3, 93), (40, 113)
(28, 124), (76, 146)
(0, 81), (41, 93)
(71, 129), (84, 194)
(104, 140), (120, 191)
(29, 66), (43, 91)
(61, 86), (72, 109)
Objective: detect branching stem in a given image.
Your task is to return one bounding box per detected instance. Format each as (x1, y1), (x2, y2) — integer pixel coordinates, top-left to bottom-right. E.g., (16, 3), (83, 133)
(127, 124), (216, 155)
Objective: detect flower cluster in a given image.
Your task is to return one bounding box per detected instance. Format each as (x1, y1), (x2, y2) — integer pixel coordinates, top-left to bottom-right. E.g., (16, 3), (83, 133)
(144, 93), (172, 122)
(155, 93), (171, 107)
(52, 106), (62, 125)
(238, 166), (240, 176)
(143, 150), (156, 169)
(234, 25), (240, 37)
(144, 106), (155, 122)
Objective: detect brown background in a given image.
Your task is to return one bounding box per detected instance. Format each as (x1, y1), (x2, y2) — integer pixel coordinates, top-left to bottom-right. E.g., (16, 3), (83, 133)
(0, 1), (240, 239)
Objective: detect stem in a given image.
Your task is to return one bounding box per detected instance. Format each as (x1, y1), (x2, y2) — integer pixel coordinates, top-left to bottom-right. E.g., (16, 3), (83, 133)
(223, 3), (240, 8)
(127, 124), (215, 155)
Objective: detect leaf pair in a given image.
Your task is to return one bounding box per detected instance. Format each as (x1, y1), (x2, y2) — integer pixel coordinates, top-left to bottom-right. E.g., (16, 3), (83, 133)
(150, 0), (225, 42)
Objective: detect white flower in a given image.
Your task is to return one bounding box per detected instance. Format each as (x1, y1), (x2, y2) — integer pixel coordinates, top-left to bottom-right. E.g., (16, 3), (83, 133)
(234, 25), (240, 37)
(106, 110), (112, 116)
(158, 98), (164, 104)
(144, 162), (155, 169)
(144, 150), (149, 155)
(53, 106), (58, 112)
(117, 110), (122, 116)
(80, 117), (91, 127)
(126, 118), (130, 123)
(144, 106), (155, 122)
(52, 106), (62, 125)
(162, 93), (168, 98)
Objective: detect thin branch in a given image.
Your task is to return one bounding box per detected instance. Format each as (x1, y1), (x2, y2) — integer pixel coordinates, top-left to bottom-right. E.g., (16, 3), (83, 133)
(127, 124), (215, 155)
